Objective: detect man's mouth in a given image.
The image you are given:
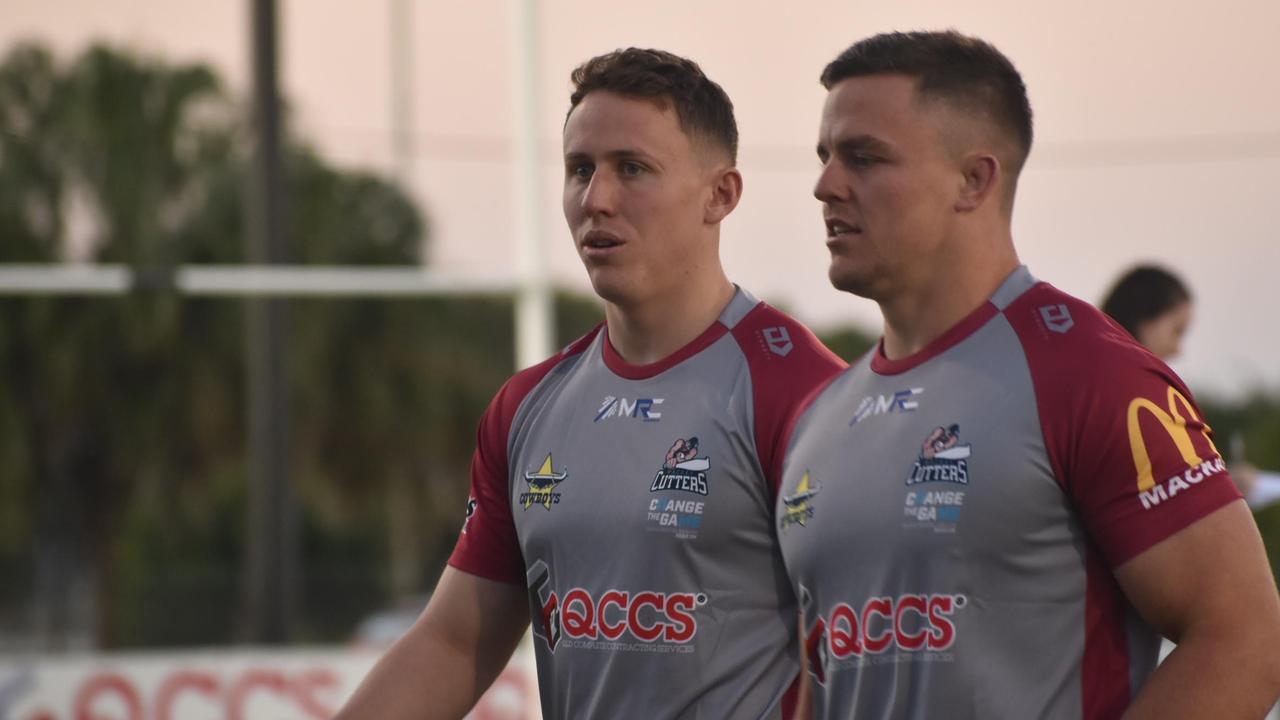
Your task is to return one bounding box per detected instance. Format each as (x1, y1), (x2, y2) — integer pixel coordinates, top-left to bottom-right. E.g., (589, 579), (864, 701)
(825, 218), (862, 238)
(582, 230), (624, 250)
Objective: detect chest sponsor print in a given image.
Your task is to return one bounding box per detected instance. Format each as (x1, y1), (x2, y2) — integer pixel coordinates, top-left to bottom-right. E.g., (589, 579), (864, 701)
(527, 560), (706, 655)
(802, 586), (967, 683)
(902, 425), (971, 532)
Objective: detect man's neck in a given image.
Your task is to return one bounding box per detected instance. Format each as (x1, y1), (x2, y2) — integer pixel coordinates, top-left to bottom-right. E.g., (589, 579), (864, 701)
(604, 273), (736, 366)
(879, 238), (1019, 361)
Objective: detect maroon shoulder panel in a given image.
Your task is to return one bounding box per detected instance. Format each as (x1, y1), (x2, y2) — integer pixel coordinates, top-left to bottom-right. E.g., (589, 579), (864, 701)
(730, 304), (847, 499)
(447, 326), (604, 584)
(1004, 283), (1240, 567)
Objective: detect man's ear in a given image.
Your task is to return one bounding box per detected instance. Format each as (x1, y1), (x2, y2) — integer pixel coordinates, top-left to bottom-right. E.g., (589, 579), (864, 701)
(955, 152), (1000, 213)
(705, 166), (743, 224)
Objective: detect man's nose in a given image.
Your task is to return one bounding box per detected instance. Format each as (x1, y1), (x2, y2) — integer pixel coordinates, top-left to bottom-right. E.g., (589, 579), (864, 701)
(582, 170), (618, 215)
(813, 161), (849, 203)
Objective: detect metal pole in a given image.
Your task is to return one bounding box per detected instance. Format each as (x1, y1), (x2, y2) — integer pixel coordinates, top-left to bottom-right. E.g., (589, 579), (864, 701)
(390, 0), (414, 188)
(508, 0), (553, 370)
(242, 0), (294, 644)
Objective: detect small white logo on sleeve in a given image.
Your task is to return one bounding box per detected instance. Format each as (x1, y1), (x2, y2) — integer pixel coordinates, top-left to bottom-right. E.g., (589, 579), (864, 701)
(1039, 304), (1074, 334)
(762, 326), (793, 356)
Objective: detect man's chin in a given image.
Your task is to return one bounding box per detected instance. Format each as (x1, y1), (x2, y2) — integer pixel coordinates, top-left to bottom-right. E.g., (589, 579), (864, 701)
(586, 274), (634, 308)
(828, 266), (878, 300)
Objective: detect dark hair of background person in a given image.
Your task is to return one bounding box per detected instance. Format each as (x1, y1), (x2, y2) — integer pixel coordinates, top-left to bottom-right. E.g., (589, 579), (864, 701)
(1100, 264), (1192, 338)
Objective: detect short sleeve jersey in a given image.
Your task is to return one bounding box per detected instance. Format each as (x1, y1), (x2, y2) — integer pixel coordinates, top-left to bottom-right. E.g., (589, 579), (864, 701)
(450, 287), (846, 719)
(776, 267), (1241, 719)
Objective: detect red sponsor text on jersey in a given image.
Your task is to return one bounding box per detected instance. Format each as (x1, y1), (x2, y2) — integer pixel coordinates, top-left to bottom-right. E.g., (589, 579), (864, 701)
(541, 587), (705, 646)
(814, 593), (965, 664)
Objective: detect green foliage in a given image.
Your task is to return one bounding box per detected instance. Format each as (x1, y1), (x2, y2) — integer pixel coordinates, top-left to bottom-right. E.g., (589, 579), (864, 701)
(816, 324), (876, 363)
(1199, 391), (1280, 579)
(0, 40), (612, 647)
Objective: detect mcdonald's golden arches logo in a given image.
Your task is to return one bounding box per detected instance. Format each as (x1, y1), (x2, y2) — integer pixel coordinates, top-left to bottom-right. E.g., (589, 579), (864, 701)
(1126, 386), (1219, 494)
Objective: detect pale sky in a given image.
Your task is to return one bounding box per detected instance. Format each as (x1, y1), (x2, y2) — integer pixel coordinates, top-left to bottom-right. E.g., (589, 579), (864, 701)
(6, 0), (1279, 399)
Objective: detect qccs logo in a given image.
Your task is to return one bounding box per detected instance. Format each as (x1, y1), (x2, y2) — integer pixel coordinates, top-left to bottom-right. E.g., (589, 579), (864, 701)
(806, 593), (966, 682)
(525, 562), (706, 652)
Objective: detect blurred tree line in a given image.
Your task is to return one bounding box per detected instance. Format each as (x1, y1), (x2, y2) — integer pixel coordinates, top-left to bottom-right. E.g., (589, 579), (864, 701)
(0, 41), (618, 649)
(2, 41), (1275, 651)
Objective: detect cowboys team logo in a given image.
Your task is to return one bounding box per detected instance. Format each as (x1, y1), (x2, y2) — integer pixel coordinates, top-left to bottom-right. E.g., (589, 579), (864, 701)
(780, 471), (820, 531)
(907, 424), (972, 486)
(521, 453), (567, 510)
(650, 437), (711, 495)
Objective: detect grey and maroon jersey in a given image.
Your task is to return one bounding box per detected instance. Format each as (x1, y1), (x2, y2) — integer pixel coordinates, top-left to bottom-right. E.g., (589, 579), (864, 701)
(450, 287), (845, 719)
(777, 267), (1240, 719)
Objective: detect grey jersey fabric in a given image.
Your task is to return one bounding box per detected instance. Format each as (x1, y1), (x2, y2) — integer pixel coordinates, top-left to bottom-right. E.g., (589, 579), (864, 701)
(776, 267), (1239, 719)
(451, 287), (846, 719)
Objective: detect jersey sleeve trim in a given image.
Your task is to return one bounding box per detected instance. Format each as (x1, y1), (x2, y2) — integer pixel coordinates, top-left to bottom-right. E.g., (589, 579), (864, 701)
(1005, 284), (1241, 568)
(447, 325), (603, 584)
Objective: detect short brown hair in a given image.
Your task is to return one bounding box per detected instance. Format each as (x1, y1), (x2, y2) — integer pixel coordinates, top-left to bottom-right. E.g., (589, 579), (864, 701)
(822, 31), (1033, 178)
(568, 48), (738, 164)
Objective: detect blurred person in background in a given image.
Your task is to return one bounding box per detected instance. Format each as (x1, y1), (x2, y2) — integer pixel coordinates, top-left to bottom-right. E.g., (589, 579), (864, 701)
(335, 48), (843, 719)
(1099, 264), (1192, 362)
(1102, 264), (1280, 510)
(779, 29), (1280, 718)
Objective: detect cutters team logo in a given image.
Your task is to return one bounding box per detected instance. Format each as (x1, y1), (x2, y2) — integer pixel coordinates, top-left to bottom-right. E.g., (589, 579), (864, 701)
(780, 471), (820, 531)
(650, 437), (711, 495)
(520, 453), (567, 510)
(906, 424), (972, 486)
(1127, 386), (1226, 510)
(525, 560), (706, 653)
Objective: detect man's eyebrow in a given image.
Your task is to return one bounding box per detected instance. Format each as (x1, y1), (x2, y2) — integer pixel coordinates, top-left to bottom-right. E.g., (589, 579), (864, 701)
(833, 135), (893, 155)
(563, 148), (652, 162)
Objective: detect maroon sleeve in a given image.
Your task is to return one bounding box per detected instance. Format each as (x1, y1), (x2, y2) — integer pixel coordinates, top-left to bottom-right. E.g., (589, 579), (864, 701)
(730, 304), (847, 498)
(1006, 285), (1241, 568)
(447, 326), (603, 584)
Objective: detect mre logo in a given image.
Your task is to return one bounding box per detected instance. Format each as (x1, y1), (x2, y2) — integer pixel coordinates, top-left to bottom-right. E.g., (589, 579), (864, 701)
(806, 593), (967, 683)
(780, 471), (820, 531)
(525, 561), (706, 652)
(906, 425), (972, 486)
(1126, 386), (1225, 510)
(651, 437), (711, 496)
(520, 454), (567, 510)
(850, 388), (923, 426)
(595, 395), (664, 422)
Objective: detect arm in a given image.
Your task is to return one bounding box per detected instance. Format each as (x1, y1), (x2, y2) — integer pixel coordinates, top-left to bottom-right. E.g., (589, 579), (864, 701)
(1117, 500), (1280, 719)
(792, 612), (813, 719)
(334, 567), (530, 720)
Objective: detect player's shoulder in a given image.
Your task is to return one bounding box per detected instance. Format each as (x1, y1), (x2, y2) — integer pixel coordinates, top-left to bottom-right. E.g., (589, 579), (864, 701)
(727, 297), (845, 371)
(1003, 280), (1167, 379)
(489, 323), (603, 420)
(1001, 280), (1199, 427)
